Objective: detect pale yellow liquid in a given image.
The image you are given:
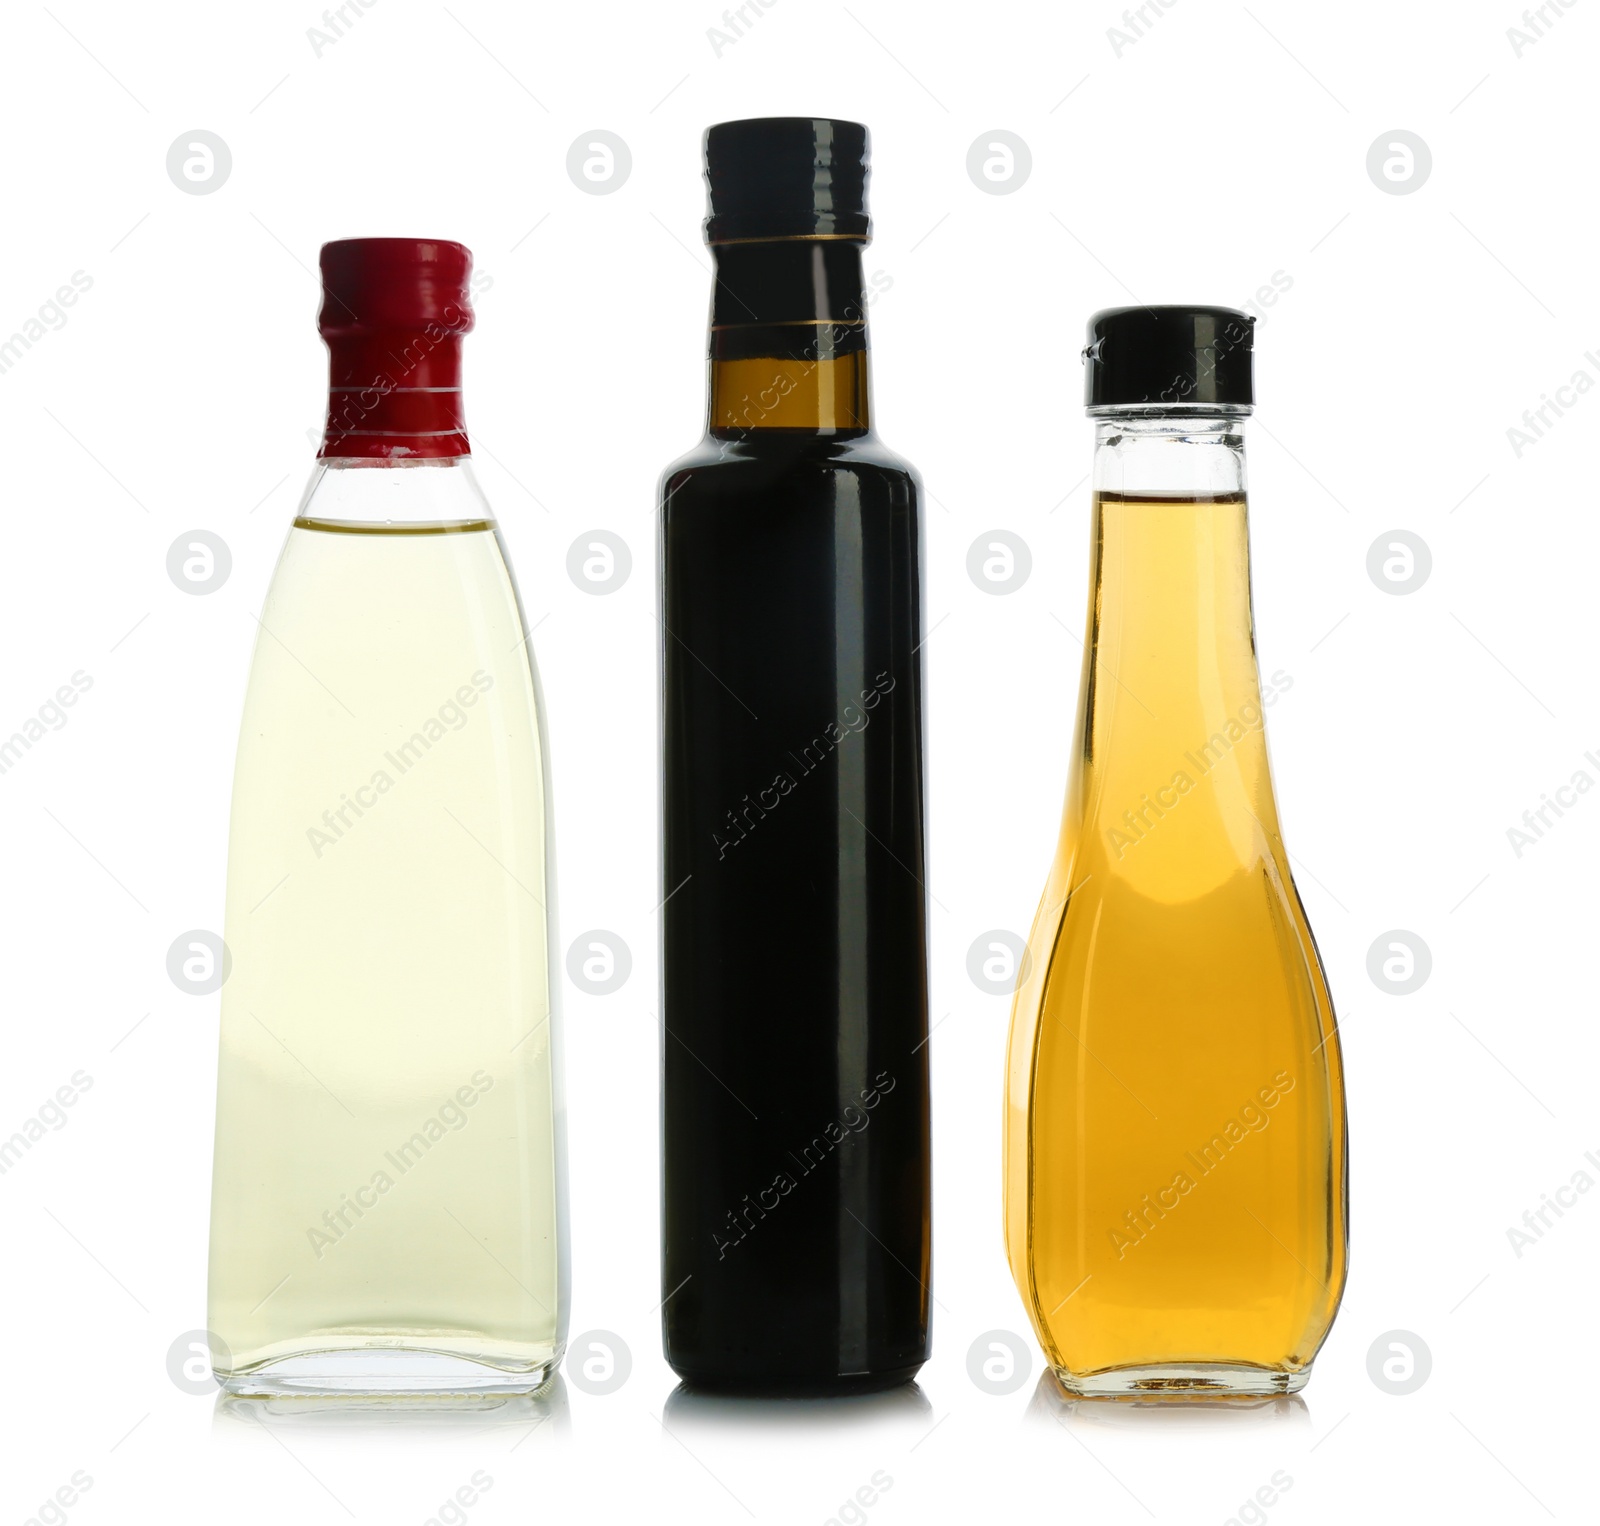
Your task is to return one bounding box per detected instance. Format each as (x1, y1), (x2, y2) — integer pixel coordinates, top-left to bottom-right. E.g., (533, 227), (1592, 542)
(208, 517), (563, 1387)
(1004, 494), (1347, 1393)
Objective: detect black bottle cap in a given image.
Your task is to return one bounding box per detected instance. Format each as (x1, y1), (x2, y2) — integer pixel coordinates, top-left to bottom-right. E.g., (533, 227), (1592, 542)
(704, 118), (871, 244)
(1083, 305), (1255, 411)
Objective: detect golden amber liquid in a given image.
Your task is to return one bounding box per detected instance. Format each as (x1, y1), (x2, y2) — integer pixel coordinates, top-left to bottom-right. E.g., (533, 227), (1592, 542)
(1004, 492), (1347, 1390)
(709, 351), (868, 434)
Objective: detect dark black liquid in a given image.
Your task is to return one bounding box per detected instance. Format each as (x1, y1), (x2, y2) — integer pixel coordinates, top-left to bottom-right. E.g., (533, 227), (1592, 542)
(660, 431), (931, 1394)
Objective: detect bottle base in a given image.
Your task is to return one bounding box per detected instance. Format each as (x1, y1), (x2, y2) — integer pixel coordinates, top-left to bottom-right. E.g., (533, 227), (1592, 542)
(1053, 1362), (1309, 1398)
(217, 1349), (559, 1398)
(668, 1363), (924, 1399)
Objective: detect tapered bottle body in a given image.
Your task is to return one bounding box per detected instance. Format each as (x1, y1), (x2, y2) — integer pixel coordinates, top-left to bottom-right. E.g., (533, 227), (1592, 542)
(660, 118), (930, 1393)
(1005, 317), (1347, 1396)
(207, 240), (567, 1394)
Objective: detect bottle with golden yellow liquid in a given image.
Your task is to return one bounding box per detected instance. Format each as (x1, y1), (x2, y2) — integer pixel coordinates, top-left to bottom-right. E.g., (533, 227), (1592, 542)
(1004, 306), (1347, 1396)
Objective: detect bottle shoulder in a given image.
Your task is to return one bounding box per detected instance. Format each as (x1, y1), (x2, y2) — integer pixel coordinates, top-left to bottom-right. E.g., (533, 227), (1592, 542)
(660, 432), (920, 498)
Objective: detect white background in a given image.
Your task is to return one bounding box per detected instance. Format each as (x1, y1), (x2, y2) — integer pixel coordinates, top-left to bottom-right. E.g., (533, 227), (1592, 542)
(1, 0), (1594, 1521)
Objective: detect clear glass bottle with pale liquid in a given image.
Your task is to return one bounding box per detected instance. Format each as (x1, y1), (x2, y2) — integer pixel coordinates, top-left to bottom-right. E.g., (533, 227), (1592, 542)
(206, 239), (568, 1394)
(1004, 306), (1348, 1396)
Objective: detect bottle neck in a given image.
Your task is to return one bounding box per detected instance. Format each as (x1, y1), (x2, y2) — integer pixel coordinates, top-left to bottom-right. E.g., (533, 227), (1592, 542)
(1073, 410), (1279, 872)
(1090, 408), (1248, 499)
(296, 455), (493, 530)
(707, 238), (871, 438)
(1085, 410), (1256, 697)
(319, 328), (469, 462)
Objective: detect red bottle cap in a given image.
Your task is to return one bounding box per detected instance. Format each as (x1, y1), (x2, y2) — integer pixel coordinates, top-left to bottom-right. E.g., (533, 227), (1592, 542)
(317, 238), (474, 461)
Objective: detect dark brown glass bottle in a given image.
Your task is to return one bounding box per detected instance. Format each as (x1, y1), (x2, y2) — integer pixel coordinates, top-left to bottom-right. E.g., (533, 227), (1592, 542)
(659, 118), (931, 1394)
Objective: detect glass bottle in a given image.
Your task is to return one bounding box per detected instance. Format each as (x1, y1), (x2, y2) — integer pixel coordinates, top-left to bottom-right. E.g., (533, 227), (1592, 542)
(207, 239), (568, 1394)
(1004, 307), (1347, 1396)
(659, 118), (931, 1393)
